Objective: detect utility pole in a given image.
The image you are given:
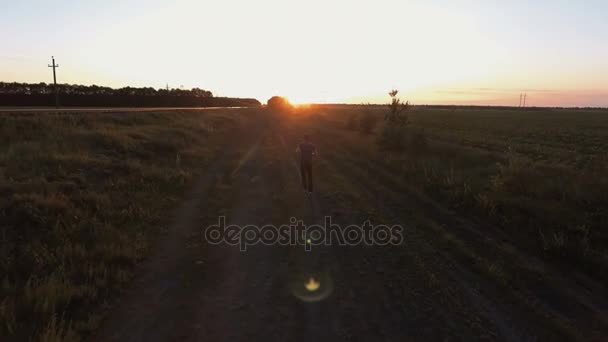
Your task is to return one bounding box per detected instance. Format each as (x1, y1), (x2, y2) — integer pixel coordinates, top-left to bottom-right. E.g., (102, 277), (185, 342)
(523, 93), (527, 108)
(519, 93), (523, 107)
(48, 56), (59, 108)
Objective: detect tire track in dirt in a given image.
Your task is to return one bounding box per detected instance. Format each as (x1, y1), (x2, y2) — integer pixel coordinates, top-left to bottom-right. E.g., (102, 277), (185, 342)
(276, 131), (345, 341)
(192, 134), (282, 340)
(280, 126), (404, 340)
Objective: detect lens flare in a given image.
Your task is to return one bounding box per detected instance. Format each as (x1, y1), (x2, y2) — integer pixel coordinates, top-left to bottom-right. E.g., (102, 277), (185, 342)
(305, 277), (320, 292)
(290, 271), (333, 302)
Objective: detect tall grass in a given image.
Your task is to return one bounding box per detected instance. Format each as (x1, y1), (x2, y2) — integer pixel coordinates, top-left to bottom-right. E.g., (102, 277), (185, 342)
(0, 110), (240, 340)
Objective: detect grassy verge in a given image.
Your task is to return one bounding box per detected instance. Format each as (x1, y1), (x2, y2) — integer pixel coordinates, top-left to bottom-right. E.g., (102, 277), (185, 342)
(0, 110), (242, 341)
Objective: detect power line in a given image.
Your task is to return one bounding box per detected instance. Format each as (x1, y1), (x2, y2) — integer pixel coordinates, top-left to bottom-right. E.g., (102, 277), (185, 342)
(48, 56), (59, 108)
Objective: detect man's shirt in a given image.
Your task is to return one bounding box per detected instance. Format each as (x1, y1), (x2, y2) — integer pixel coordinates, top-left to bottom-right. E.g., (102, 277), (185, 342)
(299, 142), (315, 163)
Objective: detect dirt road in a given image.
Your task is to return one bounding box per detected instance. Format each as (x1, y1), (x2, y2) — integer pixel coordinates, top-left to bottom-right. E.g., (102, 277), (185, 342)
(95, 113), (608, 341)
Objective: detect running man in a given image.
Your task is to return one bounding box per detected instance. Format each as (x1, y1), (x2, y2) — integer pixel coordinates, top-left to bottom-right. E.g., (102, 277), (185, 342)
(296, 135), (316, 194)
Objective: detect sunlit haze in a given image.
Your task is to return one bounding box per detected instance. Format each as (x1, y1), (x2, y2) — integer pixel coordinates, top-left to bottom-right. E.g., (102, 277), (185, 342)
(2, 0), (607, 106)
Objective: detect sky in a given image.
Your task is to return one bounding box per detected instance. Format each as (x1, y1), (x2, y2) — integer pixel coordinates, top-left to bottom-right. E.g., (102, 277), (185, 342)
(1, 0), (607, 107)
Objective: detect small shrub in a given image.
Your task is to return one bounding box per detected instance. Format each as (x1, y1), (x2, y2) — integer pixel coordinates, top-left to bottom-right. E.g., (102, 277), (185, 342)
(384, 89), (410, 126)
(378, 90), (410, 151)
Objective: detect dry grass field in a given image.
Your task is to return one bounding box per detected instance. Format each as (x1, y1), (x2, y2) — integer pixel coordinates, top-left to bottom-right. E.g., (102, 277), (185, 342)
(0, 109), (255, 340)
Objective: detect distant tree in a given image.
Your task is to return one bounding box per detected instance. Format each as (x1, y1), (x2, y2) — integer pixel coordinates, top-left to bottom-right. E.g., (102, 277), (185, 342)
(267, 96), (293, 112)
(0, 82), (261, 108)
(191, 87), (213, 98)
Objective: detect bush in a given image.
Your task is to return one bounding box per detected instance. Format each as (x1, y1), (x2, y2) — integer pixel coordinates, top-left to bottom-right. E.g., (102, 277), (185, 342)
(378, 90), (410, 151)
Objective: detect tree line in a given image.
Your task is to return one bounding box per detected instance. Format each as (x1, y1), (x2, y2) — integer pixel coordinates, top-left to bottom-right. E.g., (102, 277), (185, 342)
(0, 82), (261, 107)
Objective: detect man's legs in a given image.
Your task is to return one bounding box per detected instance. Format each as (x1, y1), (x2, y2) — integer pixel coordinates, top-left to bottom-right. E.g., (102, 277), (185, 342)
(300, 160), (313, 193)
(305, 161), (313, 192)
(300, 161), (308, 191)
